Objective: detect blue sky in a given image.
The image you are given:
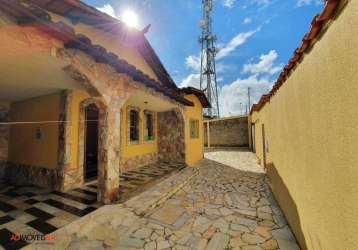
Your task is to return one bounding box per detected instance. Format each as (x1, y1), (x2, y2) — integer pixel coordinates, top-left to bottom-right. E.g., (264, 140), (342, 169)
(84, 0), (323, 116)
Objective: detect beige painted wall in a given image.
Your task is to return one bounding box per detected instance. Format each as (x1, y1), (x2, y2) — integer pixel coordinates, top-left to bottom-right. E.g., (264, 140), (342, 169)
(8, 93), (60, 169)
(250, 2), (358, 249)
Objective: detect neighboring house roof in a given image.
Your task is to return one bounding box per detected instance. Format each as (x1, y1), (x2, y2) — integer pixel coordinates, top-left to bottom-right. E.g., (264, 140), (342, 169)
(0, 0), (194, 106)
(251, 0), (343, 114)
(26, 0), (178, 90)
(181, 87), (211, 108)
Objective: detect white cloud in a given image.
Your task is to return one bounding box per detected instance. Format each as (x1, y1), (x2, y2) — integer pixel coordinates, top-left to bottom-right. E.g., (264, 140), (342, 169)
(181, 28), (261, 88)
(243, 18), (252, 24)
(217, 28), (260, 60)
(181, 56), (233, 88)
(185, 55), (201, 72)
(217, 77), (224, 82)
(241, 0), (272, 9)
(222, 0), (236, 8)
(219, 75), (273, 116)
(180, 37), (281, 117)
(253, 0), (272, 6)
(242, 50), (282, 75)
(180, 29), (270, 116)
(96, 4), (117, 18)
(179, 74), (201, 89)
(296, 0), (322, 7)
(180, 30), (280, 117)
(218, 50), (282, 116)
(216, 63), (234, 73)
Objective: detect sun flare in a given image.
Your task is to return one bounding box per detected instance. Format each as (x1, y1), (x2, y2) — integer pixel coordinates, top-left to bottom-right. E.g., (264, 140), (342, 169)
(122, 10), (139, 28)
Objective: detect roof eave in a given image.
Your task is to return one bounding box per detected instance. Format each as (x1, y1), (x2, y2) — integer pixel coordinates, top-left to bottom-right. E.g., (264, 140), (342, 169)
(180, 87), (211, 108)
(0, 0), (193, 107)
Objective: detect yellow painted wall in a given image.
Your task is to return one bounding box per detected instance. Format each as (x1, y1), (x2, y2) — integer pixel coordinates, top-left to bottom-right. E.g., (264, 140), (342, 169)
(69, 91), (159, 168)
(8, 93), (60, 169)
(6, 90), (204, 170)
(6, 89), (91, 171)
(250, 2), (358, 249)
(121, 103), (158, 160)
(250, 114), (264, 166)
(69, 90), (90, 170)
(0, 102), (10, 107)
(184, 94), (204, 166)
(50, 13), (159, 83)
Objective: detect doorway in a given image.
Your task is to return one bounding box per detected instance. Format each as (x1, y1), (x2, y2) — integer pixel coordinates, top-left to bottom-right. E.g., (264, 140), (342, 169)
(262, 124), (267, 168)
(84, 104), (99, 181)
(251, 123), (256, 153)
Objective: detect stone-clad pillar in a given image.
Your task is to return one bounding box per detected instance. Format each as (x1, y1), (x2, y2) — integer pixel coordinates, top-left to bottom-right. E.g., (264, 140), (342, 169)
(0, 103), (10, 177)
(58, 90), (74, 191)
(157, 108), (186, 164)
(97, 98), (123, 204)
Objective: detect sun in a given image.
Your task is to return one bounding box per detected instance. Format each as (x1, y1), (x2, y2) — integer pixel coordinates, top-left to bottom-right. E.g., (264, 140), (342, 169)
(121, 10), (139, 28)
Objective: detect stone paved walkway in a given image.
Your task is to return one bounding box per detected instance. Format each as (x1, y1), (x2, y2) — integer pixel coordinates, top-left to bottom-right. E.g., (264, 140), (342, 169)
(204, 148), (265, 174)
(0, 163), (186, 249)
(25, 153), (300, 250)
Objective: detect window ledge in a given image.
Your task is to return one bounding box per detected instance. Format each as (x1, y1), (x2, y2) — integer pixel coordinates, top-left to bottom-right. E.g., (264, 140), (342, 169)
(129, 140), (140, 145)
(144, 139), (156, 144)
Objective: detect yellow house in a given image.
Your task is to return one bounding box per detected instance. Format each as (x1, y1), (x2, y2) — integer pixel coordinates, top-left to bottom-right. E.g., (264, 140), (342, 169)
(0, 0), (210, 204)
(249, 0), (358, 249)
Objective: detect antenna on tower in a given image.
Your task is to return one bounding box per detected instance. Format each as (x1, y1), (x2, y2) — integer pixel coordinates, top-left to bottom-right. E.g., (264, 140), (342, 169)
(199, 0), (220, 118)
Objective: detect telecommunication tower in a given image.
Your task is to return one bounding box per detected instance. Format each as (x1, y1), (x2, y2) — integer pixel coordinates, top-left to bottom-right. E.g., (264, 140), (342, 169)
(199, 0), (220, 118)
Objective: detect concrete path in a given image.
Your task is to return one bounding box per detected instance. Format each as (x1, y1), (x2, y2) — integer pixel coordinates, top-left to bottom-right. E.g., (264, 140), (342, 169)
(25, 152), (300, 250)
(205, 148), (265, 174)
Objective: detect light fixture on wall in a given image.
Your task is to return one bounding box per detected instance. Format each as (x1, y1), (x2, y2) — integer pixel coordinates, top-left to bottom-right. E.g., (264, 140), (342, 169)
(35, 127), (43, 141)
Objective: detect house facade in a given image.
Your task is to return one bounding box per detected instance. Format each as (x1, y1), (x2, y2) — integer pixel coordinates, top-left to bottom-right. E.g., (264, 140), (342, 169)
(0, 0), (209, 204)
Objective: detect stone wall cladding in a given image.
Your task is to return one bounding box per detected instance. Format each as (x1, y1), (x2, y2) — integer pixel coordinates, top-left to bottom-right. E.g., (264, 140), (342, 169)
(157, 109), (185, 163)
(4, 162), (60, 189)
(0, 160), (6, 179)
(205, 116), (249, 147)
(58, 90), (74, 191)
(120, 152), (158, 173)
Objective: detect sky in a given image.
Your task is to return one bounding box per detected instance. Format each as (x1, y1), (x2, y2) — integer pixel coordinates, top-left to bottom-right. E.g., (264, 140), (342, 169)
(83, 0), (323, 117)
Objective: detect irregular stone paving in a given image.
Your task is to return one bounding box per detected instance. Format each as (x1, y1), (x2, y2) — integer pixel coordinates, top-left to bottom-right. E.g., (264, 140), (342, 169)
(0, 163), (190, 249)
(25, 157), (300, 250)
(119, 162), (186, 202)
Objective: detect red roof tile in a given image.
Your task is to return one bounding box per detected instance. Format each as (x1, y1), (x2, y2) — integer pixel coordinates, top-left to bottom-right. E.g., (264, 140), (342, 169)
(180, 87), (211, 108)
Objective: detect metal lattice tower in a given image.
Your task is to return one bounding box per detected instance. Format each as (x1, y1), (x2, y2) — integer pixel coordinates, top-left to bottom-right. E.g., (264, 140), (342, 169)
(199, 0), (220, 118)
